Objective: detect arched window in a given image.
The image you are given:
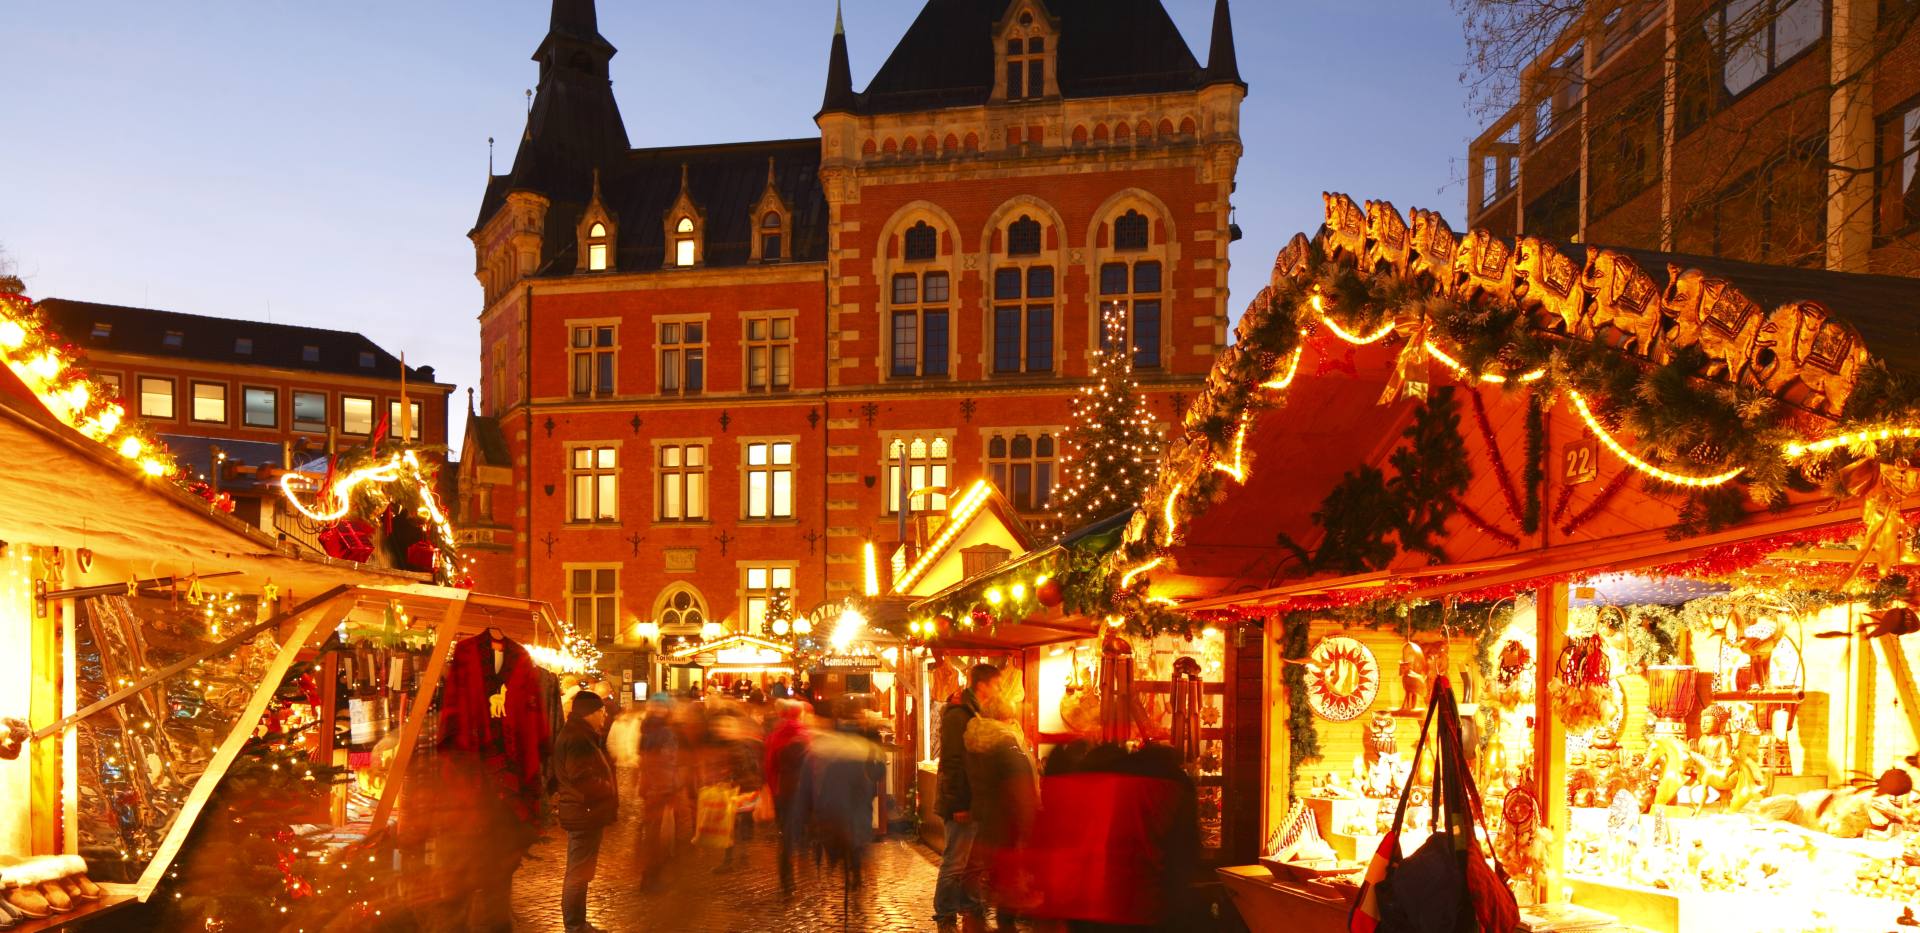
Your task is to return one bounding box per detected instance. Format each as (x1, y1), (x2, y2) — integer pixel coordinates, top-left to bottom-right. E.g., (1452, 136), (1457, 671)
(887, 435), (951, 512)
(658, 587), (706, 631)
(987, 432), (1057, 512)
(674, 217), (696, 267)
(903, 221), (938, 261)
(1114, 210), (1150, 251)
(587, 222), (609, 271)
(1007, 215), (1042, 257)
(760, 211), (783, 262)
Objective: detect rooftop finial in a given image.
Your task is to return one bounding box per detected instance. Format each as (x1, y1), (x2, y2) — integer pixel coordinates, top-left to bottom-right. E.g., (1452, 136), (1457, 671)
(835, 0), (844, 37)
(821, 1), (857, 115)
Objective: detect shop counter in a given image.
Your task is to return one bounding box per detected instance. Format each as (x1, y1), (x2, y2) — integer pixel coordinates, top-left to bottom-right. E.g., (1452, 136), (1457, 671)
(1217, 865), (1352, 933)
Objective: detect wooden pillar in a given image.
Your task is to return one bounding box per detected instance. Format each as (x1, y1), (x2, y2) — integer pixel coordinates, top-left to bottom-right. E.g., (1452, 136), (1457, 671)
(29, 552), (60, 855)
(1535, 583), (1570, 904)
(1222, 622), (1267, 865)
(370, 600), (464, 829)
(1263, 615), (1287, 848)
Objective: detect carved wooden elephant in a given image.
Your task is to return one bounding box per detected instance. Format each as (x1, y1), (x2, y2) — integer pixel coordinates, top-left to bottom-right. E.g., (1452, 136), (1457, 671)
(1664, 265), (1768, 381)
(1453, 229), (1518, 304)
(1364, 198), (1411, 279)
(1756, 301), (1869, 416)
(1272, 233), (1313, 289)
(1234, 285), (1277, 346)
(1408, 207), (1459, 290)
(1321, 192), (1368, 268)
(1514, 236), (1589, 334)
(1580, 248), (1664, 357)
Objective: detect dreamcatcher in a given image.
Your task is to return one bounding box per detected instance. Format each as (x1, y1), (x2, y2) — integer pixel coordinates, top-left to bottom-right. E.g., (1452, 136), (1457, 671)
(1059, 646), (1100, 735)
(1548, 634), (1618, 732)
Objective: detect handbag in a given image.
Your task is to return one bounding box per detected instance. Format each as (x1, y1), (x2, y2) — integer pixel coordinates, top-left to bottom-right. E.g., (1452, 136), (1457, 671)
(694, 783), (738, 849)
(1349, 676), (1519, 933)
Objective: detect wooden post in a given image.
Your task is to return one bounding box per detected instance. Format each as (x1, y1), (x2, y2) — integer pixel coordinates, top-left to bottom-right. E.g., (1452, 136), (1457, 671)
(1876, 632), (1920, 753)
(1535, 582), (1570, 904)
(29, 551), (60, 855)
(369, 599), (465, 830)
(1264, 615), (1287, 848)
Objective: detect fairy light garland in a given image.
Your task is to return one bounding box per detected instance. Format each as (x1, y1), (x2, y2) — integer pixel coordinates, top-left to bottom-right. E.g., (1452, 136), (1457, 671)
(1320, 315), (1397, 346)
(0, 290), (178, 480)
(1162, 482), (1184, 546)
(1425, 340), (1545, 384)
(893, 480), (993, 593)
(1566, 390), (1745, 488)
(1119, 556), (1164, 590)
(1260, 344), (1305, 390)
(1783, 427), (1920, 459)
(1214, 414), (1251, 483)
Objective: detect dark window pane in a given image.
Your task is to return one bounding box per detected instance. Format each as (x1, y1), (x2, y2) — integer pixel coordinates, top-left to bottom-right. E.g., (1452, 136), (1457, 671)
(1114, 210), (1149, 250)
(686, 349), (704, 391)
(762, 233), (782, 259)
(1011, 435), (1032, 458)
(923, 272), (950, 302)
(990, 462), (1007, 493)
(597, 353), (614, 394)
(1008, 217), (1042, 256)
(1026, 308), (1053, 372)
(924, 311), (949, 376)
(573, 569), (591, 591)
(1134, 261), (1162, 293)
(596, 569), (615, 590)
(1133, 301), (1162, 368)
(596, 326), (614, 347)
(686, 323), (703, 343)
(1007, 61), (1023, 99)
(1028, 60), (1044, 97)
(1036, 463), (1053, 507)
(1012, 463), (1033, 511)
(1037, 435), (1054, 457)
(994, 308), (1021, 373)
(990, 436), (1007, 457)
(1028, 37), (1044, 54)
(892, 313), (918, 376)
(1100, 263), (1129, 295)
(904, 222), (938, 261)
(1007, 38), (1023, 55)
(893, 273), (919, 305)
(995, 268), (1022, 300)
(1027, 265), (1054, 298)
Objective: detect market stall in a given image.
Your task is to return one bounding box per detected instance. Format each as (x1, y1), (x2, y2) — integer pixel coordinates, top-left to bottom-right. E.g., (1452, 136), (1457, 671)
(1099, 194), (1920, 932)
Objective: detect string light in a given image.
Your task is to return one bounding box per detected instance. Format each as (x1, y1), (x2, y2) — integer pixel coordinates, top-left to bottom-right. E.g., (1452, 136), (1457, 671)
(0, 290), (179, 479)
(1162, 482), (1183, 546)
(1214, 413), (1250, 482)
(1119, 557), (1164, 589)
(1566, 390), (1744, 487)
(1260, 343), (1305, 390)
(863, 541), (880, 597)
(894, 480), (993, 592)
(1782, 427), (1920, 459)
(1424, 340), (1545, 384)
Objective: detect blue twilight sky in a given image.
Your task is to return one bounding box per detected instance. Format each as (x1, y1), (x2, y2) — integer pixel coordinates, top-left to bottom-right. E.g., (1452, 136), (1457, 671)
(2, 1), (1481, 451)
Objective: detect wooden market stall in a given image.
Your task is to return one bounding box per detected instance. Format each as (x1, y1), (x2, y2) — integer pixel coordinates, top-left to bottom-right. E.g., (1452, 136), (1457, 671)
(1110, 194), (1920, 933)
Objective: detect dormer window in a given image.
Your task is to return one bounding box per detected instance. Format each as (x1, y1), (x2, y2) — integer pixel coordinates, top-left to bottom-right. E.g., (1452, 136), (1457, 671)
(996, 6), (1057, 102)
(760, 212), (783, 263)
(587, 223), (609, 271)
(302, 345), (320, 363)
(91, 322), (111, 339)
(234, 337), (253, 355)
(163, 330), (184, 349)
(359, 351), (376, 369)
(675, 218), (696, 267)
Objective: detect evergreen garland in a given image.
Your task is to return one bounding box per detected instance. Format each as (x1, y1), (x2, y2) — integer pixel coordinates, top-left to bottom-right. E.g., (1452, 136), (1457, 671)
(1281, 615), (1319, 792)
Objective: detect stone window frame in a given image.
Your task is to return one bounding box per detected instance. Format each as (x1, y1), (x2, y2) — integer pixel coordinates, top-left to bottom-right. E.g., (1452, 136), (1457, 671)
(993, 3), (1060, 103)
(652, 436), (714, 524)
(562, 563), (622, 644)
(565, 441), (622, 526)
(738, 435), (798, 522)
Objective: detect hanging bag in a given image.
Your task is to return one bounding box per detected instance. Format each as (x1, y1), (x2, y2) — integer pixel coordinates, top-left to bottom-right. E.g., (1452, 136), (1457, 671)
(1348, 676), (1519, 933)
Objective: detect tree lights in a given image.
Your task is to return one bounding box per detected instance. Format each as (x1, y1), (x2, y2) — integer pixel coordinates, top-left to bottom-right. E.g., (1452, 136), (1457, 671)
(1051, 301), (1163, 528)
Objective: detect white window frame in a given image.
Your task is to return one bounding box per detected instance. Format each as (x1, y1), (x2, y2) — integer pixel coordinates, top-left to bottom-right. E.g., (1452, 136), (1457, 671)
(742, 313), (796, 392)
(738, 563), (799, 635)
(883, 432), (954, 514)
(654, 438), (711, 523)
(567, 443), (621, 525)
(563, 563), (622, 643)
(741, 437), (797, 521)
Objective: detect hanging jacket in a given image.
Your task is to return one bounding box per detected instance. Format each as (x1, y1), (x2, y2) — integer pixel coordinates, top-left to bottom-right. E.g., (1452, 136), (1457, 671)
(437, 633), (551, 818)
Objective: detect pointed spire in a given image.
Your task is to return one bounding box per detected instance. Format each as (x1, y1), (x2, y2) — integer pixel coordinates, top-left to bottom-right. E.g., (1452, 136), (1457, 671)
(821, 1), (857, 115)
(1203, 0), (1244, 90)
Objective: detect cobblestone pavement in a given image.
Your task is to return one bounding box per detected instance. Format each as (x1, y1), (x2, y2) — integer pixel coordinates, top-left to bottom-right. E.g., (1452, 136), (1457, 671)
(511, 811), (998, 933)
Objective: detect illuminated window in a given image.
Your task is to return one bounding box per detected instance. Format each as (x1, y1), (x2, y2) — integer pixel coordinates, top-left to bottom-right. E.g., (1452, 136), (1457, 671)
(566, 566), (620, 643)
(657, 587), (706, 631)
(745, 316), (793, 392)
(568, 445), (619, 523)
(743, 441), (795, 520)
(658, 321), (705, 394)
(138, 376), (175, 419)
(341, 395), (374, 435)
(387, 400), (423, 441)
(890, 272), (949, 378)
(587, 222), (610, 271)
(571, 324), (616, 398)
(189, 382), (227, 423)
(674, 217), (697, 267)
(993, 264), (1053, 374)
(886, 435), (950, 513)
(243, 386), (278, 429)
(760, 212), (783, 262)
(657, 443), (708, 521)
(292, 391), (327, 433)
(988, 432), (1057, 512)
(1099, 259), (1163, 369)
(742, 566), (795, 633)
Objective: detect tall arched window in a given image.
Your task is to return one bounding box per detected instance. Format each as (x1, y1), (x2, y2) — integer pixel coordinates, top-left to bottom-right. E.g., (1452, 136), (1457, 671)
(1113, 210), (1149, 251)
(674, 217), (697, 267)
(995, 213), (1052, 374)
(587, 222), (610, 271)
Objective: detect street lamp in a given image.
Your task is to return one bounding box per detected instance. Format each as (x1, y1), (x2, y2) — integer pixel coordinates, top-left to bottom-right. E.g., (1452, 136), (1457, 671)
(830, 606), (866, 653)
(632, 619), (660, 644)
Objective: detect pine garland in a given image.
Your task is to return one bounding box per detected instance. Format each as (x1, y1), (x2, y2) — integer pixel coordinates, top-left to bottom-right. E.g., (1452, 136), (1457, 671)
(1281, 615), (1319, 792)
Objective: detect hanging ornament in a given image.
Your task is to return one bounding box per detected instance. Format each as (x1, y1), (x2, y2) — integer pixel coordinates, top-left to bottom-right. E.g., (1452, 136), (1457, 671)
(1303, 635), (1380, 722)
(1036, 577), (1064, 608)
(1548, 634), (1617, 732)
(1377, 308), (1429, 405)
(319, 519), (376, 563)
(969, 605), (992, 629)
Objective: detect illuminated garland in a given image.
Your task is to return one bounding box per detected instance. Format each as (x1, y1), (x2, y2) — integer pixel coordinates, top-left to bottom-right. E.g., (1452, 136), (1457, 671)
(1565, 390), (1745, 488)
(280, 446), (466, 585)
(0, 288), (179, 481)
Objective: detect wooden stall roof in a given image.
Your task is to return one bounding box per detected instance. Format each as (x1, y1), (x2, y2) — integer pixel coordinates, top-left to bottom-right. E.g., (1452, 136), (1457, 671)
(0, 364), (423, 593)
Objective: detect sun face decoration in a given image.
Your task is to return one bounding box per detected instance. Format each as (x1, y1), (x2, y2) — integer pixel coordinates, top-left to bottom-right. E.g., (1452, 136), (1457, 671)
(1306, 635), (1380, 722)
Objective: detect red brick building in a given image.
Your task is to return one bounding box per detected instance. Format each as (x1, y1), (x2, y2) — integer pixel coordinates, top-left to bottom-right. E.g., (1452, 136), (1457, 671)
(461, 0), (1245, 668)
(37, 298), (453, 532)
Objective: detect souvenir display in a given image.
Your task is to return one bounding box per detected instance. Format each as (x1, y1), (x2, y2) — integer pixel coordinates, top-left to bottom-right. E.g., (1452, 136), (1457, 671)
(1305, 635), (1379, 722)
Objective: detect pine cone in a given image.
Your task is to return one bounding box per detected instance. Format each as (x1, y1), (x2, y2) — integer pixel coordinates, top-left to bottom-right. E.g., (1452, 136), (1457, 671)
(1801, 456), (1836, 485)
(1687, 438), (1726, 465)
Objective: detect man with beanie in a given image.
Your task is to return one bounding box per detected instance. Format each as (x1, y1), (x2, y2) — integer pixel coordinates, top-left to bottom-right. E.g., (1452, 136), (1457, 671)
(551, 690), (617, 933)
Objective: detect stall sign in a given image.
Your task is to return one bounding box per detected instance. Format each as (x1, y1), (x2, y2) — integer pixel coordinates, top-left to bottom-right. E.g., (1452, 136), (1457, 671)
(1562, 437), (1599, 486)
(715, 644), (787, 666)
(819, 656), (882, 671)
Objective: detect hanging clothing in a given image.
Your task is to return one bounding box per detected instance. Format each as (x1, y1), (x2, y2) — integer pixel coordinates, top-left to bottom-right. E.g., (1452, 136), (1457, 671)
(438, 632), (552, 820)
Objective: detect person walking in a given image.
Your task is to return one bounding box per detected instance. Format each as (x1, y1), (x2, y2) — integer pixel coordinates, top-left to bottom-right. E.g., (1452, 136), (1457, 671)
(965, 676), (1038, 933)
(710, 708), (766, 873)
(550, 691), (618, 933)
(792, 698), (886, 889)
(633, 695), (685, 892)
(933, 664), (999, 933)
(763, 699), (812, 897)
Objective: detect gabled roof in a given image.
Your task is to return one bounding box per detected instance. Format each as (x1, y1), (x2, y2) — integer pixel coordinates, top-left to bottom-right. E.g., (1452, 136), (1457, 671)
(463, 412), (512, 468)
(36, 298), (445, 383)
(891, 481), (1040, 597)
(855, 0), (1208, 115)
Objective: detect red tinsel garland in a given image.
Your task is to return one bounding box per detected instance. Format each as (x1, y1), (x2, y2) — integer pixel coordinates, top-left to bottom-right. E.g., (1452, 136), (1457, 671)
(1558, 469), (1632, 538)
(1467, 390), (1526, 526)
(1448, 492), (1522, 548)
(1550, 483), (1576, 524)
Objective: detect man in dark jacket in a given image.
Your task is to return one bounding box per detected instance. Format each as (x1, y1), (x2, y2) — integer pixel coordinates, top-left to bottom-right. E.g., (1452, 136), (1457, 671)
(933, 663), (1000, 933)
(551, 691), (617, 933)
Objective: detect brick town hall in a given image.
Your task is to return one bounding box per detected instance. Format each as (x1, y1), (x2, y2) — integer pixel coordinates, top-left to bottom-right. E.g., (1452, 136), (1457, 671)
(458, 0), (1246, 680)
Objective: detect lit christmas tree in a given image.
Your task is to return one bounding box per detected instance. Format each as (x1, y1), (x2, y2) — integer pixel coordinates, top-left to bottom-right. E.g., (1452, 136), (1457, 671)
(1053, 301), (1162, 528)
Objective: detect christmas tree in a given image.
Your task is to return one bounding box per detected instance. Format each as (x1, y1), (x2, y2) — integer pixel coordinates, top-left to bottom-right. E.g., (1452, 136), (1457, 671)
(1053, 301), (1162, 528)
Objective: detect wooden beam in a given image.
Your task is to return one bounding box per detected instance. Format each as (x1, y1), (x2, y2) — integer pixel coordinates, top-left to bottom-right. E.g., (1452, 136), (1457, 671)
(369, 598), (466, 830)
(1876, 632), (1920, 753)
(1535, 583), (1569, 905)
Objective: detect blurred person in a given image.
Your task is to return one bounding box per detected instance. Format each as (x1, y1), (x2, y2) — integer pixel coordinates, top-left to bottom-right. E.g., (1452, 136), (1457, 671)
(792, 697), (886, 889)
(634, 694), (688, 891)
(763, 699), (812, 896)
(1024, 742), (1202, 932)
(965, 673), (1037, 933)
(934, 663), (1000, 933)
(551, 691), (618, 933)
(709, 709), (766, 873)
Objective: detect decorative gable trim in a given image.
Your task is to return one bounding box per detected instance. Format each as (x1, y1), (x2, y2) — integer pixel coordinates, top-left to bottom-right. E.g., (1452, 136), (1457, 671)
(575, 169), (618, 272)
(663, 163), (707, 268)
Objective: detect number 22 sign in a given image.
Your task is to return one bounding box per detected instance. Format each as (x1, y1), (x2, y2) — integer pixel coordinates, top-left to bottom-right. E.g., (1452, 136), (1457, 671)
(1562, 438), (1598, 486)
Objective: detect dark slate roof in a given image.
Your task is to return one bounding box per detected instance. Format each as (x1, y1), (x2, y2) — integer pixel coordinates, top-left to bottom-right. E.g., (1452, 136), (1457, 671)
(856, 0), (1206, 114)
(37, 299), (444, 383)
(465, 413), (511, 467)
(523, 138), (828, 275)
